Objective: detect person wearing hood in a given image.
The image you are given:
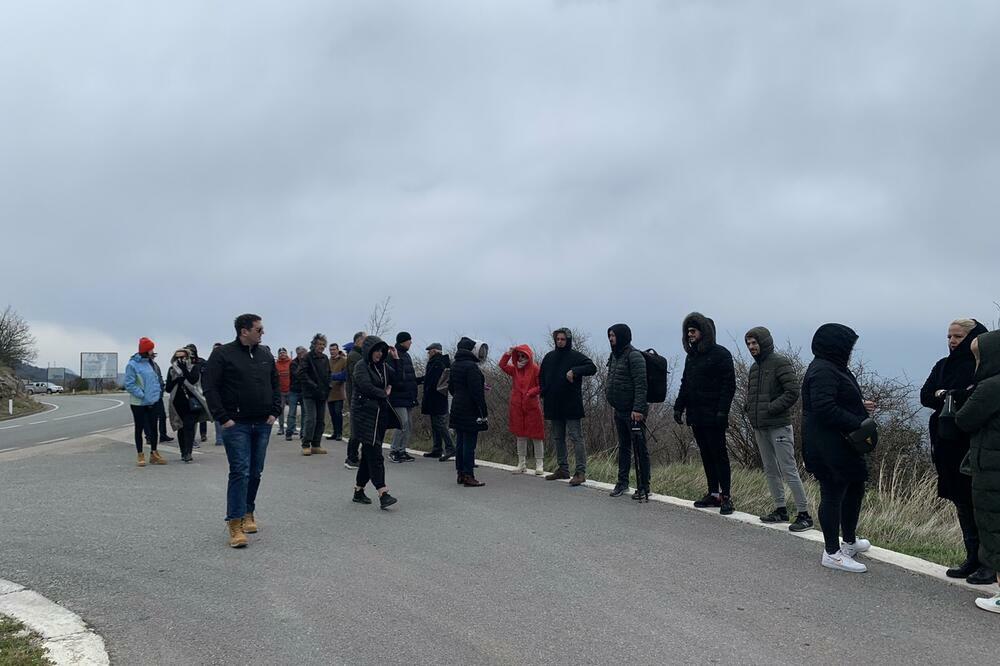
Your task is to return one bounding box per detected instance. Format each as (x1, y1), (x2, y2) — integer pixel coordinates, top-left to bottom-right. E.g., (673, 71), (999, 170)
(166, 347), (211, 462)
(540, 328), (598, 486)
(326, 342), (348, 442)
(606, 324), (650, 501)
(450, 337), (489, 487)
(500, 344), (546, 475)
(274, 347), (292, 436)
(957, 329), (1000, 613)
(421, 343), (455, 460)
(124, 337), (167, 467)
(344, 332), (367, 468)
(674, 313), (737, 514)
(350, 335), (400, 509)
(182, 344), (210, 445)
(802, 323), (876, 573)
(285, 346), (307, 442)
(921, 318), (995, 585)
(744, 327), (812, 532)
(297, 334), (331, 456)
(388, 331), (420, 464)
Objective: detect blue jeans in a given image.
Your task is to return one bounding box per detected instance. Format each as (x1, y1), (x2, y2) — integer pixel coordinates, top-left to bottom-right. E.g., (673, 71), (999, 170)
(214, 421), (224, 445)
(222, 421), (272, 521)
(286, 391), (302, 436)
(454, 429), (479, 476)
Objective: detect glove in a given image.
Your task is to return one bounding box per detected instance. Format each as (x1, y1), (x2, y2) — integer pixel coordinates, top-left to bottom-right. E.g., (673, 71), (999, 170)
(673, 411), (684, 425)
(716, 412), (729, 427)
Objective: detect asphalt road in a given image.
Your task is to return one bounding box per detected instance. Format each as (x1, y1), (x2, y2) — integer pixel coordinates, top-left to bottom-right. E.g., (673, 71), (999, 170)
(1, 424), (998, 665)
(0, 394), (130, 451)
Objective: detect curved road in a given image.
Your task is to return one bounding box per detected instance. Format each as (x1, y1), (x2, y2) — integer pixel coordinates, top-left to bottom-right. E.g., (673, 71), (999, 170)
(0, 394), (130, 451)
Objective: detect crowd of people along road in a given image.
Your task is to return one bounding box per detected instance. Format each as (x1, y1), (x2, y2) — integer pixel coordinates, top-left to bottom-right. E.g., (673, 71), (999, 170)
(123, 312), (1000, 615)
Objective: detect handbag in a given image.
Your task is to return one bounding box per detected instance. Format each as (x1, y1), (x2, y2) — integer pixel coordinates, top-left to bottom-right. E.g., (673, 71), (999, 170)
(436, 368), (450, 396)
(845, 418), (879, 454)
(937, 392), (961, 441)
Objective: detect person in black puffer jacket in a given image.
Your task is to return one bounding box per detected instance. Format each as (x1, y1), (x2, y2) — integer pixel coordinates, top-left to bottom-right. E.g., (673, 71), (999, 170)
(388, 331), (420, 463)
(674, 313), (736, 514)
(802, 323), (875, 574)
(297, 334), (331, 455)
(449, 337), (488, 487)
(540, 328), (598, 484)
(605, 324), (650, 501)
(420, 343), (454, 459)
(350, 335), (400, 509)
(921, 318), (994, 584)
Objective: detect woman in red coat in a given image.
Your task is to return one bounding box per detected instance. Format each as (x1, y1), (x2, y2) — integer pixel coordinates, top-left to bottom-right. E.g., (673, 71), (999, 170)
(500, 345), (546, 475)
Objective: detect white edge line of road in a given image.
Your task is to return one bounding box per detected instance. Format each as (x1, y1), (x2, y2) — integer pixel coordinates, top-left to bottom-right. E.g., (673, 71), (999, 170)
(390, 445), (1000, 596)
(0, 402), (60, 428)
(51, 399), (125, 421)
(0, 579), (110, 665)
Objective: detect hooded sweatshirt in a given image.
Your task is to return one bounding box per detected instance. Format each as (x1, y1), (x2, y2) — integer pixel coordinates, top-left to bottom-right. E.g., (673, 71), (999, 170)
(674, 312), (736, 426)
(500, 345), (545, 439)
(605, 324), (647, 415)
(539, 328), (598, 420)
(744, 326), (800, 429)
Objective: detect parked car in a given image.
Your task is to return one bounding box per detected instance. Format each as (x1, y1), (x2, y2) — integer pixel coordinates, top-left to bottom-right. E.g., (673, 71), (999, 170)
(44, 382), (65, 394)
(25, 382), (63, 394)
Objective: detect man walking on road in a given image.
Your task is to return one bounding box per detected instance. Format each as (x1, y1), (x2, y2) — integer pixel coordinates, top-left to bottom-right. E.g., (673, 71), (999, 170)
(344, 332), (366, 469)
(298, 334), (331, 456)
(203, 313), (281, 549)
(326, 342), (348, 441)
(606, 324), (650, 501)
(388, 332), (418, 463)
(421, 343), (454, 459)
(744, 327), (814, 532)
(674, 312), (737, 515)
(541, 328), (597, 486)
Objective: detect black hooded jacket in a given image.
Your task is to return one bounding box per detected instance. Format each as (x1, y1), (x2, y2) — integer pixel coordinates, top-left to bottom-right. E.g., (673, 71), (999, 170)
(351, 336), (400, 446)
(421, 353), (451, 416)
(449, 346), (488, 432)
(801, 323), (869, 483)
(389, 344), (419, 409)
(605, 324), (648, 415)
(674, 313), (736, 426)
(539, 328), (598, 420)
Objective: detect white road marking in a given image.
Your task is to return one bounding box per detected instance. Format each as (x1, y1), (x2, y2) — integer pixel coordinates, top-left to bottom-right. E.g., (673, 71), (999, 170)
(38, 401), (60, 413)
(52, 399), (125, 421)
(28, 421), (47, 425)
(0, 447), (16, 453)
(34, 437), (68, 446)
(0, 424), (22, 430)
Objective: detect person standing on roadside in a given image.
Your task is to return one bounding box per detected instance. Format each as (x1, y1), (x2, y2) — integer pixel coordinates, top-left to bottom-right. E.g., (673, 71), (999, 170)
(275, 347), (292, 436)
(500, 345), (546, 475)
(674, 313), (736, 515)
(450, 337), (488, 487)
(388, 332), (419, 463)
(606, 324), (649, 501)
(185, 344), (209, 445)
(124, 337), (166, 467)
(298, 334), (331, 456)
(421, 343), (455, 460)
(344, 332), (366, 469)
(149, 352), (174, 444)
(326, 342), (348, 441)
(166, 347), (210, 463)
(744, 327), (813, 532)
(286, 346), (307, 442)
(540, 328), (597, 486)
(203, 313), (281, 549)
(350, 336), (400, 510)
(210, 342), (225, 445)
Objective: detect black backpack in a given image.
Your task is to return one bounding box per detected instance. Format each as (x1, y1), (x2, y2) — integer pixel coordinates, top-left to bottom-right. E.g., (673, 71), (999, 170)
(641, 349), (668, 403)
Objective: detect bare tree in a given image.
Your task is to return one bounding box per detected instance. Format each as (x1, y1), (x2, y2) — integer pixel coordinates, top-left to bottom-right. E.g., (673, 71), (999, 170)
(0, 305), (37, 369)
(367, 297), (394, 338)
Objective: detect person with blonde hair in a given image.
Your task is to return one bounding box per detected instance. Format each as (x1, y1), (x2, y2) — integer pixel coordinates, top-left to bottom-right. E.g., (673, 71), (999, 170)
(166, 347), (211, 463)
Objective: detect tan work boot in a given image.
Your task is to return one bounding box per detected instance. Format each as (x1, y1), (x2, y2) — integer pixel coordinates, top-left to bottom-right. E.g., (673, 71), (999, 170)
(310, 446), (328, 455)
(149, 451), (167, 465)
(570, 473), (587, 487)
(137, 452), (146, 467)
(301, 447), (312, 456)
(227, 519), (248, 548)
(242, 512), (258, 534)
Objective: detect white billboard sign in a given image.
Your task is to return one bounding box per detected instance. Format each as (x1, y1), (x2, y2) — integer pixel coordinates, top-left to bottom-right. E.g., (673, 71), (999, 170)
(80, 352), (119, 380)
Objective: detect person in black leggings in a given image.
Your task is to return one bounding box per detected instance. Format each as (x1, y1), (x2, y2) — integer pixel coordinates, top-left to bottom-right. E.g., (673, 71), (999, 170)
(166, 347), (209, 462)
(124, 337), (166, 466)
(349, 336), (399, 509)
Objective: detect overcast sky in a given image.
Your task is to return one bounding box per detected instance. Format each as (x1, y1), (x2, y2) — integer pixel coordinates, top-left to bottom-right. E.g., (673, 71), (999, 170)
(2, 0), (999, 384)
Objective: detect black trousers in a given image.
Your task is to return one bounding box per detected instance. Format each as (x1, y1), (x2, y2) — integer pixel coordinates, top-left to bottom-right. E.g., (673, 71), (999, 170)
(130, 405), (158, 453)
(818, 478), (865, 554)
(153, 399), (169, 438)
(614, 412), (650, 489)
(177, 412), (197, 458)
(692, 424), (732, 496)
(327, 400), (344, 439)
(954, 499), (981, 561)
(356, 425), (388, 490)
(199, 420), (208, 438)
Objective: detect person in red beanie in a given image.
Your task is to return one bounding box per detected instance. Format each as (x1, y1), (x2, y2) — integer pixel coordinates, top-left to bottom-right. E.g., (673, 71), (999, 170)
(124, 337), (167, 466)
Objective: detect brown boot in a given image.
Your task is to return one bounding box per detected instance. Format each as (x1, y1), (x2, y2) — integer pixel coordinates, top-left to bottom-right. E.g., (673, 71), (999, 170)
(136, 452), (146, 467)
(149, 451), (167, 465)
(302, 447), (312, 456)
(569, 473), (587, 487)
(242, 512), (258, 534)
(310, 446), (328, 455)
(227, 519), (248, 548)
(463, 476), (486, 487)
(545, 469), (570, 481)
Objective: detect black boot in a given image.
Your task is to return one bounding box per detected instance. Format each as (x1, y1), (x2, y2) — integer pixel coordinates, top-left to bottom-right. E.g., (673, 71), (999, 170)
(631, 488), (649, 502)
(379, 492), (398, 509)
(352, 488), (372, 505)
(967, 565), (997, 585)
(947, 540), (980, 578)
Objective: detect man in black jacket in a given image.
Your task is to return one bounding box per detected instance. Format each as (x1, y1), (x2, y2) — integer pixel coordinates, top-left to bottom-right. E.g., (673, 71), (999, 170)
(388, 332), (419, 463)
(203, 313), (281, 549)
(343, 332), (366, 469)
(540, 328), (597, 485)
(421, 343), (454, 459)
(297, 333), (331, 456)
(674, 312), (737, 515)
(606, 324), (650, 500)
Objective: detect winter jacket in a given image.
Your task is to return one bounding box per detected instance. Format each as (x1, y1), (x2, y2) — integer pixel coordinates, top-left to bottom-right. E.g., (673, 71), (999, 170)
(165, 360), (211, 429)
(328, 352), (348, 402)
(289, 357), (303, 394)
(275, 356), (292, 394)
(389, 345), (419, 409)
(539, 328), (598, 421)
(500, 345), (545, 440)
(605, 324), (648, 416)
(956, 329), (1000, 570)
(351, 336), (400, 447)
(297, 350), (331, 401)
(421, 353), (451, 416)
(449, 349), (488, 432)
(345, 342), (363, 408)
(801, 324), (868, 484)
(202, 339), (281, 424)
(920, 321), (989, 501)
(675, 313), (736, 427)
(744, 326), (800, 429)
(124, 353), (162, 406)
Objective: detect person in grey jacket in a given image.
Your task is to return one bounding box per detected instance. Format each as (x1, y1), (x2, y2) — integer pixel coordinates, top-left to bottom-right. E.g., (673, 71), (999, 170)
(744, 327), (813, 532)
(606, 324), (650, 501)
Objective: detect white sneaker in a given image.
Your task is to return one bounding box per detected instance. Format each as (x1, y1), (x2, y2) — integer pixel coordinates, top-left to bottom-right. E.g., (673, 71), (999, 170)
(842, 538), (871, 558)
(822, 549), (868, 573)
(535, 462), (545, 476)
(511, 462), (526, 474)
(975, 594), (1000, 614)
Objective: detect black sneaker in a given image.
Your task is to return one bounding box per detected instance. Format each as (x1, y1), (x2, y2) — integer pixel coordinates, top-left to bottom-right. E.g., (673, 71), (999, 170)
(352, 489), (372, 505)
(760, 507), (789, 523)
(610, 484), (628, 497)
(344, 458), (360, 470)
(439, 452), (455, 462)
(160, 436), (174, 443)
(401, 452), (415, 462)
(720, 496), (735, 515)
(379, 492), (398, 510)
(946, 558), (979, 579)
(693, 494), (722, 508)
(967, 566), (997, 585)
(285, 434), (293, 442)
(325, 434), (336, 440)
(423, 451), (442, 458)
(388, 452), (404, 464)
(789, 512), (814, 532)
(631, 488), (649, 502)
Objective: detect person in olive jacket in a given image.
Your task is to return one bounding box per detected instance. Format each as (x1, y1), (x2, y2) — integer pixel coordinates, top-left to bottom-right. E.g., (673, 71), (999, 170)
(744, 326), (812, 531)
(674, 313), (736, 514)
(350, 336), (400, 510)
(921, 318), (994, 584)
(297, 333), (331, 456)
(957, 329), (1000, 613)
(420, 343), (454, 459)
(606, 323), (649, 501)
(449, 337), (489, 487)
(540, 328), (597, 485)
(801, 323), (875, 574)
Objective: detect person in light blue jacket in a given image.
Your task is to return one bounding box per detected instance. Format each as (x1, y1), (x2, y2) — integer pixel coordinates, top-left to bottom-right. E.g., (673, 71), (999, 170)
(125, 337), (166, 466)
